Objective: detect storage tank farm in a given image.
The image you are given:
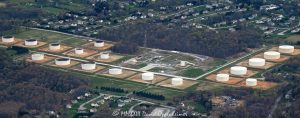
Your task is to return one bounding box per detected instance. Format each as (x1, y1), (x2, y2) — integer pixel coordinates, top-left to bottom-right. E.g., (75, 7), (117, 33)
(100, 52), (110, 59)
(264, 51), (280, 60)
(55, 58), (71, 66)
(1, 36), (14, 43)
(230, 66), (247, 76)
(109, 68), (123, 75)
(75, 48), (84, 54)
(216, 74), (230, 82)
(31, 53), (44, 61)
(246, 78), (257, 86)
(142, 72), (154, 81)
(249, 58), (266, 67)
(81, 62), (96, 70)
(25, 39), (38, 46)
(94, 40), (104, 47)
(49, 43), (61, 50)
(171, 78), (183, 86)
(279, 45), (294, 54)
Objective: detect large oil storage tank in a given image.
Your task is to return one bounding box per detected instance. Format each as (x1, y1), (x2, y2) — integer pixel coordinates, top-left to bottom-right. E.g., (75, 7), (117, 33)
(108, 68), (123, 75)
(100, 52), (110, 59)
(25, 39), (38, 46)
(1, 36), (14, 43)
(279, 45), (294, 53)
(171, 78), (183, 86)
(180, 61), (186, 67)
(264, 51), (280, 60)
(142, 72), (154, 81)
(75, 48), (84, 54)
(31, 53), (44, 61)
(216, 74), (229, 82)
(246, 78), (257, 86)
(49, 43), (61, 50)
(249, 58), (266, 67)
(81, 62), (96, 70)
(94, 40), (104, 47)
(55, 58), (71, 66)
(230, 66), (247, 76)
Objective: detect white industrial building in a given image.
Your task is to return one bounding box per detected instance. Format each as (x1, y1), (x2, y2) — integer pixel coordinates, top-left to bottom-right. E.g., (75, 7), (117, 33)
(142, 72), (154, 81)
(249, 58), (266, 67)
(25, 39), (38, 46)
(31, 53), (44, 61)
(279, 45), (294, 53)
(1, 36), (14, 43)
(246, 78), (257, 86)
(108, 68), (123, 75)
(264, 51), (280, 60)
(55, 58), (71, 66)
(230, 66), (247, 76)
(216, 74), (229, 82)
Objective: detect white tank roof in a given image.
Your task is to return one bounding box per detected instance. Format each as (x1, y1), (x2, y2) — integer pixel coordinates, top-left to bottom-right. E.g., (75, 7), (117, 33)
(249, 58), (266, 67)
(264, 51), (280, 60)
(142, 72), (154, 81)
(279, 45), (294, 53)
(216, 74), (229, 82)
(171, 78), (183, 86)
(246, 78), (257, 86)
(230, 66), (247, 75)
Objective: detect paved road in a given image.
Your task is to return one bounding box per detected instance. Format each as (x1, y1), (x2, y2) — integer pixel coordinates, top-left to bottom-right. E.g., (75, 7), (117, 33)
(78, 95), (104, 111)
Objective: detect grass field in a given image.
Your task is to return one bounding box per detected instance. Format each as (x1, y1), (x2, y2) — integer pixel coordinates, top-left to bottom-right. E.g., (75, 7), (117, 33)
(143, 87), (185, 102)
(179, 67), (205, 78)
(286, 34), (300, 42)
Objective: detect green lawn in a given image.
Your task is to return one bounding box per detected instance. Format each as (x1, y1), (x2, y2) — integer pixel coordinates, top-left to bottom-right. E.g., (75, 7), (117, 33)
(179, 68), (205, 78)
(143, 87), (185, 102)
(286, 34), (300, 43)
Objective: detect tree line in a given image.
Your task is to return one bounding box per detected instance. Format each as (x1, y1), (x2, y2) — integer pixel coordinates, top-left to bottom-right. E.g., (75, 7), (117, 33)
(133, 91), (165, 100)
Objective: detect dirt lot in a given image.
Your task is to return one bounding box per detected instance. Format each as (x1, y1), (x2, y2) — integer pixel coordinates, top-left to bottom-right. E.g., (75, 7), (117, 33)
(98, 69), (138, 79)
(63, 48), (98, 58)
(218, 68), (259, 78)
(206, 74), (244, 85)
(0, 38), (23, 46)
(39, 44), (73, 53)
(87, 53), (124, 63)
(14, 41), (47, 48)
(26, 54), (55, 64)
(127, 73), (169, 84)
(237, 80), (278, 90)
(83, 42), (114, 51)
(237, 60), (276, 70)
(47, 59), (80, 69)
(253, 53), (290, 63)
(157, 79), (198, 90)
(71, 64), (106, 73)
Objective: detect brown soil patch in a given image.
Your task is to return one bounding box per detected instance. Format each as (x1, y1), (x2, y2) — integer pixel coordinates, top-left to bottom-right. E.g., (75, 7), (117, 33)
(157, 79), (198, 90)
(26, 55), (55, 64)
(206, 74), (244, 85)
(98, 69), (138, 79)
(71, 64), (106, 73)
(87, 53), (124, 63)
(237, 80), (278, 90)
(14, 41), (47, 48)
(83, 42), (114, 51)
(63, 48), (98, 58)
(127, 73), (169, 84)
(237, 60), (276, 70)
(218, 68), (259, 78)
(38, 44), (73, 53)
(0, 38), (23, 46)
(47, 59), (80, 69)
(253, 53), (290, 63)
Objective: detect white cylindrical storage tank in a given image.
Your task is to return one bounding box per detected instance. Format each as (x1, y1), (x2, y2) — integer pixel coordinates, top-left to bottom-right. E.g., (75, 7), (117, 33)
(171, 78), (183, 86)
(142, 72), (154, 81)
(279, 45), (294, 53)
(55, 58), (71, 66)
(31, 53), (44, 61)
(180, 61), (186, 67)
(246, 78), (257, 86)
(230, 66), (247, 76)
(25, 39), (38, 46)
(49, 43), (61, 50)
(100, 52), (110, 59)
(94, 40), (104, 47)
(81, 62), (96, 70)
(1, 36), (14, 43)
(108, 68), (123, 75)
(75, 48), (84, 54)
(249, 58), (266, 67)
(216, 74), (229, 82)
(264, 51), (280, 60)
